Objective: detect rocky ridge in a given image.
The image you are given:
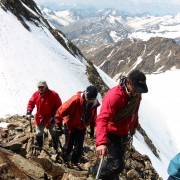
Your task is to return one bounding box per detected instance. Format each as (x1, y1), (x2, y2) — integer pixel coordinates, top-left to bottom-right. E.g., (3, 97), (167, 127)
(0, 115), (162, 179)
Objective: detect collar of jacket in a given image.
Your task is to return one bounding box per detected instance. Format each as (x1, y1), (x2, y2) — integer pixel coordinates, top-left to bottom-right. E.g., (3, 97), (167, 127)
(39, 88), (49, 97)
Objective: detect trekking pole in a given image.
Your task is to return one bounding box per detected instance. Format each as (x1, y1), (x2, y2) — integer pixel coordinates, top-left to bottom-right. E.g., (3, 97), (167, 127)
(95, 156), (104, 180)
(29, 117), (33, 133)
(58, 139), (63, 151)
(26, 116), (35, 155)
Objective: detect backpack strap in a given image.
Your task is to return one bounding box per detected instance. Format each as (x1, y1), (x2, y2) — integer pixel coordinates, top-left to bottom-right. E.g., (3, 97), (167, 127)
(113, 93), (140, 123)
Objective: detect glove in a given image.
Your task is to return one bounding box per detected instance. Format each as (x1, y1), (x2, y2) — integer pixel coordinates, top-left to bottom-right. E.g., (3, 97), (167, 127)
(50, 116), (55, 124)
(26, 110), (32, 120)
(90, 128), (94, 138)
(56, 125), (63, 136)
(131, 128), (136, 136)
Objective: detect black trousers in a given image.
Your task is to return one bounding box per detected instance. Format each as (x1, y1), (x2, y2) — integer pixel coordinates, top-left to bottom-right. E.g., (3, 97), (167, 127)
(62, 126), (86, 164)
(167, 176), (176, 180)
(92, 133), (128, 180)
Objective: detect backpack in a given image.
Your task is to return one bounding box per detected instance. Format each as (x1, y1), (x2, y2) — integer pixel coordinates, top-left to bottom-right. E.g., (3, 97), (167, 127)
(168, 153), (180, 179)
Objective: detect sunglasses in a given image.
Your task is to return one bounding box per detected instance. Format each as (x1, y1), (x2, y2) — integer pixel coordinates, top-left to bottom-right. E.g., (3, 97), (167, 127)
(87, 98), (96, 101)
(38, 86), (45, 89)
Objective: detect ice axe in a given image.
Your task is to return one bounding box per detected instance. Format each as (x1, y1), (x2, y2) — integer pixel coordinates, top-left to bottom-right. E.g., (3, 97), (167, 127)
(95, 156), (104, 180)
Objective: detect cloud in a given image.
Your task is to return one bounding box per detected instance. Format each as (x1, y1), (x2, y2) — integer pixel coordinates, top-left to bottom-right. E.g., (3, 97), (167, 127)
(34, 0), (180, 15)
(35, 0), (180, 6)
(171, 0), (180, 5)
(130, 0), (180, 5)
(129, 0), (153, 3)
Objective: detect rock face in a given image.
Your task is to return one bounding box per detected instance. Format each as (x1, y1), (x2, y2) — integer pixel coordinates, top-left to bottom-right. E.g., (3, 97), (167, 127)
(0, 115), (162, 179)
(90, 37), (180, 80)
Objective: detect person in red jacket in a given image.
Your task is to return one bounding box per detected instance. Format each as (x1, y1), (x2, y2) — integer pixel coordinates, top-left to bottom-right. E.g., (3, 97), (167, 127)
(27, 80), (62, 153)
(92, 70), (148, 180)
(55, 85), (100, 169)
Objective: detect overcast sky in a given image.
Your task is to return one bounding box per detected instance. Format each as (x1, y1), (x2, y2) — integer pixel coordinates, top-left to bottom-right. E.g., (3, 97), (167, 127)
(34, 0), (180, 15)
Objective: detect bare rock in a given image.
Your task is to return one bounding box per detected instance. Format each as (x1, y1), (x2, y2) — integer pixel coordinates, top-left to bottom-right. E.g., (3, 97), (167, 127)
(127, 169), (139, 179)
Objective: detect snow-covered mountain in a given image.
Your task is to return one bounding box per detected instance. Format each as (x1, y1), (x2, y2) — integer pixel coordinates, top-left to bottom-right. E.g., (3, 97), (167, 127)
(0, 1), (179, 179)
(127, 13), (180, 41)
(40, 7), (180, 48)
(39, 7), (180, 79)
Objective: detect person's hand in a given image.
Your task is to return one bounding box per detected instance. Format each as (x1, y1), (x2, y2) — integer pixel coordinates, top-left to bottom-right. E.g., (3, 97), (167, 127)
(96, 145), (107, 156)
(56, 124), (63, 136)
(26, 110), (32, 120)
(50, 116), (55, 124)
(26, 115), (32, 120)
(90, 128), (94, 138)
(131, 128), (137, 136)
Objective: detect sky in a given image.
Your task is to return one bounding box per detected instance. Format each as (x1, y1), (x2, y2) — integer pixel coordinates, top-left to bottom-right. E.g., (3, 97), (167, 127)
(34, 0), (180, 15)
(0, 4), (180, 179)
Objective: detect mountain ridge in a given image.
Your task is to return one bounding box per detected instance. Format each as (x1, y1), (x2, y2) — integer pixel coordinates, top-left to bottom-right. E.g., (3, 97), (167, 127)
(90, 37), (180, 80)
(40, 7), (180, 79)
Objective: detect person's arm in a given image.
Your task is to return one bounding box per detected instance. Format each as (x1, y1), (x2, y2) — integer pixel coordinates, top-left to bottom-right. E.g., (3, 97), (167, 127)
(96, 95), (116, 155)
(55, 95), (77, 124)
(27, 92), (36, 113)
(96, 89), (122, 156)
(89, 108), (97, 138)
(96, 109), (109, 156)
(54, 92), (62, 112)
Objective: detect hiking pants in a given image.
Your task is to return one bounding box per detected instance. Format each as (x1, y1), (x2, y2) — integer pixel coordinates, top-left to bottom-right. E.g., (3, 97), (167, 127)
(36, 120), (57, 148)
(92, 133), (128, 180)
(62, 127), (86, 164)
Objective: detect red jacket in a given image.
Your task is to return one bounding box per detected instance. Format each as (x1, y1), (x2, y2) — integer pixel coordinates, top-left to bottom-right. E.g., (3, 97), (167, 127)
(56, 92), (100, 130)
(96, 85), (141, 147)
(27, 89), (62, 128)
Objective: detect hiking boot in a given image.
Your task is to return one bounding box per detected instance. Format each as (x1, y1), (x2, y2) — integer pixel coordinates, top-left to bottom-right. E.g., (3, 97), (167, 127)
(31, 145), (42, 156)
(88, 166), (96, 178)
(60, 155), (66, 162)
(71, 163), (82, 171)
(64, 162), (71, 168)
(35, 136), (43, 148)
(50, 147), (58, 155)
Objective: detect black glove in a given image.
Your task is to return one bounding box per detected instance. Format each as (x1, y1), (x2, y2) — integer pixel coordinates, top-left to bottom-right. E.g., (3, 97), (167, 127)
(90, 128), (94, 138)
(50, 116), (55, 124)
(56, 125), (63, 136)
(26, 110), (32, 120)
(26, 110), (32, 115)
(131, 128), (136, 136)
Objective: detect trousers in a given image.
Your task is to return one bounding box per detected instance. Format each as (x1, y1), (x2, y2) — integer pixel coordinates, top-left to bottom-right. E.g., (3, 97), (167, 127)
(92, 133), (129, 180)
(62, 126), (86, 164)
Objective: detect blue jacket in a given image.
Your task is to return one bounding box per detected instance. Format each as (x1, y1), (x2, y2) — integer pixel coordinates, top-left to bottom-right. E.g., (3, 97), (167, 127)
(168, 153), (180, 179)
